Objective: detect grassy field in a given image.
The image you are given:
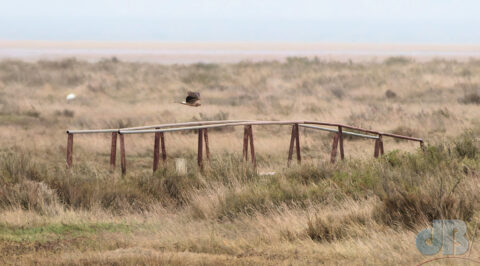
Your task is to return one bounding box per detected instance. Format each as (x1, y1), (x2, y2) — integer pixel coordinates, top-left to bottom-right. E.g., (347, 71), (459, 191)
(0, 56), (480, 265)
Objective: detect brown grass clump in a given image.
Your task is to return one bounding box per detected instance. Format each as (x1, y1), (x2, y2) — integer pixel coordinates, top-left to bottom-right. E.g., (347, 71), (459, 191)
(374, 191), (476, 229)
(307, 202), (374, 242)
(460, 92), (480, 105)
(385, 89), (397, 99)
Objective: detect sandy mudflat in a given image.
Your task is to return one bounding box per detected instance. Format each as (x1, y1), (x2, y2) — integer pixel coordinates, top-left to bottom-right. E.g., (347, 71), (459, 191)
(1, 40), (479, 63)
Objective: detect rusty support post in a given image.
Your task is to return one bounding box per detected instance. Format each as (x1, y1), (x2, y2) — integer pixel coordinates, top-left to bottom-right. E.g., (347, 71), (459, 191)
(153, 132), (160, 172)
(204, 129), (210, 160)
(420, 141), (425, 152)
(66, 133), (73, 168)
(330, 133), (339, 163)
(374, 139), (380, 158)
(248, 125), (256, 168)
(119, 133), (126, 175)
(287, 124), (296, 167)
(198, 129), (203, 169)
(110, 132), (117, 171)
(295, 123), (301, 164)
(243, 126), (249, 161)
(379, 135), (384, 155)
(160, 132), (166, 162)
(338, 126), (344, 160)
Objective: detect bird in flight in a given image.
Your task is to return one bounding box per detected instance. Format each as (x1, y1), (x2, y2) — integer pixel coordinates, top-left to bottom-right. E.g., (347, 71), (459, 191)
(181, 91), (201, 107)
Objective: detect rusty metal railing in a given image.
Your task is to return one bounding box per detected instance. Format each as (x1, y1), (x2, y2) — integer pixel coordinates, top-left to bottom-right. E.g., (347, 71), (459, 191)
(66, 120), (250, 134)
(65, 120), (424, 174)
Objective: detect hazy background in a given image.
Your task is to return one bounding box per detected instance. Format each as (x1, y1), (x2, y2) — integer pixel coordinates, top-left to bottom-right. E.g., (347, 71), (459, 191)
(1, 0), (479, 43)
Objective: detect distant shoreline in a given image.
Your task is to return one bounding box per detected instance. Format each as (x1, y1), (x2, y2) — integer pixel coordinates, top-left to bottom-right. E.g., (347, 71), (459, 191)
(1, 41), (479, 63)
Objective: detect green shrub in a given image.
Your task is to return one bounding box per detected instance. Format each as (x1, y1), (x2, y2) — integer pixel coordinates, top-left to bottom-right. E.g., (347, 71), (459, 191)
(372, 139), (479, 228)
(384, 56), (413, 65)
(284, 163), (335, 184)
(454, 131), (479, 159)
(0, 152), (58, 213)
(373, 191), (475, 229)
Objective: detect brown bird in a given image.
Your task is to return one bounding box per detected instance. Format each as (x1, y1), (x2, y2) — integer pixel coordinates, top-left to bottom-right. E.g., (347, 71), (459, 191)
(181, 91), (201, 107)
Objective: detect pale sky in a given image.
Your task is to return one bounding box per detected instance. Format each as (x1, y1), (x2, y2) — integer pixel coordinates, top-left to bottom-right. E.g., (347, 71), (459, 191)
(0, 0), (479, 43)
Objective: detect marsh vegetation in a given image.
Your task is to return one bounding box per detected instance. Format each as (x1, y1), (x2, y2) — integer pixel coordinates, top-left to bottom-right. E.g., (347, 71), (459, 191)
(0, 57), (479, 264)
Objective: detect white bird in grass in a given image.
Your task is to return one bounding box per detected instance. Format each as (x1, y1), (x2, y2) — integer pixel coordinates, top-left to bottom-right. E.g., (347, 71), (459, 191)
(180, 91), (201, 107)
(66, 93), (76, 101)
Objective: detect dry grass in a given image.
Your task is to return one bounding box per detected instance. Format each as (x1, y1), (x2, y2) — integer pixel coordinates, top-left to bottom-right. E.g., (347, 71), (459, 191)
(1, 57), (480, 265)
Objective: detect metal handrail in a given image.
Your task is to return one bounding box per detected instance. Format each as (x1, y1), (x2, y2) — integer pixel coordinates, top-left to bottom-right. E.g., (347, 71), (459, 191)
(67, 120), (423, 142)
(66, 120), (250, 134)
(118, 122), (379, 140)
(118, 121), (304, 134)
(121, 120), (252, 131)
(299, 124), (379, 139)
(66, 129), (119, 134)
(304, 121), (423, 142)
